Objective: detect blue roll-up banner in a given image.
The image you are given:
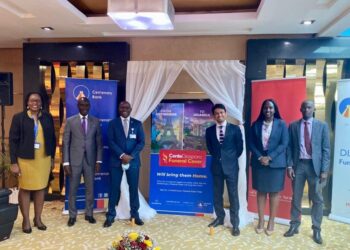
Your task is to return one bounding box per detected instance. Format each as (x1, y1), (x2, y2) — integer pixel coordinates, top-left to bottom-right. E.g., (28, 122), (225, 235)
(149, 100), (214, 215)
(329, 79), (350, 224)
(64, 78), (118, 213)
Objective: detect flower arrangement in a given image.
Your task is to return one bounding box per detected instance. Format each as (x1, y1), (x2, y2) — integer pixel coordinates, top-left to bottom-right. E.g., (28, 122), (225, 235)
(109, 231), (160, 250)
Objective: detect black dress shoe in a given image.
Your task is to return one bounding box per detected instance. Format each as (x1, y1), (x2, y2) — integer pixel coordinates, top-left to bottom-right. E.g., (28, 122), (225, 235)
(232, 227), (240, 236)
(33, 219), (47, 231)
(67, 217), (76, 227)
(103, 219), (114, 228)
(85, 215), (96, 224)
(313, 230), (323, 244)
(208, 218), (224, 227)
(284, 224), (299, 237)
(133, 218), (144, 226)
(22, 227), (32, 234)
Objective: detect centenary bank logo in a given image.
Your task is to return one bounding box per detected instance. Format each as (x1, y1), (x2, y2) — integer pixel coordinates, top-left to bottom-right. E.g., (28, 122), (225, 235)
(339, 98), (350, 118)
(73, 85), (90, 100)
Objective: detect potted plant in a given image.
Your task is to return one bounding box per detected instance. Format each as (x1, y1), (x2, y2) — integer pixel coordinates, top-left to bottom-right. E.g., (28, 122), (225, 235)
(0, 150), (17, 189)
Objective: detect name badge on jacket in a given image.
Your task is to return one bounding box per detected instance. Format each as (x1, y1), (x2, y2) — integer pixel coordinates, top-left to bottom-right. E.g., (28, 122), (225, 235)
(129, 128), (136, 139)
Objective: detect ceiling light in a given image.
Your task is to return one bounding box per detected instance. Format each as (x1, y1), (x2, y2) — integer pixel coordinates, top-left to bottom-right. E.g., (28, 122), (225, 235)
(76, 45), (83, 49)
(301, 20), (315, 25)
(107, 0), (175, 30)
(41, 27), (54, 31)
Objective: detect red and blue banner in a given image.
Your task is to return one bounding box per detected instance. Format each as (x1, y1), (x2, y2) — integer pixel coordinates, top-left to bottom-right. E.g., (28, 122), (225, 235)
(149, 100), (214, 215)
(64, 78), (118, 212)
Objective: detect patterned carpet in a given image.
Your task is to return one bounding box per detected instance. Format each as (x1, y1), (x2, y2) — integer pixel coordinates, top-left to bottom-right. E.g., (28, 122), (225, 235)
(1, 201), (349, 250)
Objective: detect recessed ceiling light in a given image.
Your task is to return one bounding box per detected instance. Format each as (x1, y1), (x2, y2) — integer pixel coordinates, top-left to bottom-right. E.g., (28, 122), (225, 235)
(301, 20), (315, 25)
(41, 27), (54, 31)
(77, 45), (83, 49)
(284, 41), (291, 46)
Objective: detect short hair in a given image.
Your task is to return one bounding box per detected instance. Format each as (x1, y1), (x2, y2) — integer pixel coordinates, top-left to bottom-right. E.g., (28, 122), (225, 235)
(78, 97), (90, 104)
(256, 99), (282, 121)
(212, 103), (226, 114)
(119, 100), (131, 107)
(301, 99), (314, 108)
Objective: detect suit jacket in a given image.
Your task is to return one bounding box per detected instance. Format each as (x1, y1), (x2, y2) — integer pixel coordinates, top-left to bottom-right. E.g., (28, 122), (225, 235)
(107, 117), (145, 168)
(287, 118), (330, 176)
(9, 111), (56, 164)
(63, 114), (103, 166)
(205, 123), (243, 176)
(249, 118), (289, 169)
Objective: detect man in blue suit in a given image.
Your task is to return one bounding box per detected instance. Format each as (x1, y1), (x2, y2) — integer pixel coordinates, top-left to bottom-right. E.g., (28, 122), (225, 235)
(103, 101), (145, 227)
(205, 103), (243, 236)
(284, 100), (330, 244)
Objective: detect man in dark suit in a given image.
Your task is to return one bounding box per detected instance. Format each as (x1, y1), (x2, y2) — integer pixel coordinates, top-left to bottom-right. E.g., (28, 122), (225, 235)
(205, 103), (243, 236)
(63, 97), (103, 226)
(284, 100), (330, 244)
(103, 101), (145, 227)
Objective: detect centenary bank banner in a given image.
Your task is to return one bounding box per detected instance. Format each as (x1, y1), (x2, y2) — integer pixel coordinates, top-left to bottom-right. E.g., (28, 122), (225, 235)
(329, 79), (350, 224)
(149, 100), (214, 215)
(64, 78), (118, 212)
(249, 77), (306, 223)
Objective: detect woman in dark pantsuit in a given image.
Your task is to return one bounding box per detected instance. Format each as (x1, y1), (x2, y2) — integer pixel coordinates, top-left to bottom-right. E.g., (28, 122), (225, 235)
(250, 99), (288, 235)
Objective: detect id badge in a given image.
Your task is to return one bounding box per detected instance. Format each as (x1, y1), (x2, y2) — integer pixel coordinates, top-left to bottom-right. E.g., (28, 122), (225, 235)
(34, 142), (40, 149)
(130, 134), (136, 139)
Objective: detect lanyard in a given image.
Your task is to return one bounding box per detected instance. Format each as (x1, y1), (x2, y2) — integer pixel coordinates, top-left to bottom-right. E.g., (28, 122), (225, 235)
(33, 120), (39, 142)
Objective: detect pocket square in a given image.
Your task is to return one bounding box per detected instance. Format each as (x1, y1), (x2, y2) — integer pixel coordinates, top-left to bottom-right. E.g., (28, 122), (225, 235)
(122, 163), (130, 171)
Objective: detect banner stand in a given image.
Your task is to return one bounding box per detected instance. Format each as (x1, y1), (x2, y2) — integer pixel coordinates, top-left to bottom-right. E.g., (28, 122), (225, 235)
(329, 79), (350, 224)
(249, 77), (306, 223)
(63, 78), (118, 214)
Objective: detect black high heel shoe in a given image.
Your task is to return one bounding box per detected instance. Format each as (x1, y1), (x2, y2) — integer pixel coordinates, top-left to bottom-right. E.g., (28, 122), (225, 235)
(22, 227), (32, 234)
(33, 219), (47, 231)
(22, 221), (32, 234)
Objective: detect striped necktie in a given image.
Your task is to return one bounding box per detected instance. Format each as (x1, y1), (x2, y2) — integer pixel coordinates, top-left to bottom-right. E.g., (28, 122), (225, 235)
(219, 125), (224, 144)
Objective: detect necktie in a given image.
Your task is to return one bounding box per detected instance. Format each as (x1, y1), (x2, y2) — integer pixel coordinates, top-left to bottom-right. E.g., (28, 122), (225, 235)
(81, 116), (86, 136)
(123, 118), (128, 137)
(219, 125), (224, 144)
(304, 121), (312, 155)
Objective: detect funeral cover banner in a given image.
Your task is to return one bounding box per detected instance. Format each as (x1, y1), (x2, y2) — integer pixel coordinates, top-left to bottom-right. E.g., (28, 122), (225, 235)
(149, 100), (214, 215)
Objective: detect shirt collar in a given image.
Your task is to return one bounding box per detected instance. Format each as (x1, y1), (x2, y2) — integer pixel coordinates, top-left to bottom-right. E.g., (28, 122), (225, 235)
(302, 117), (313, 123)
(27, 110), (42, 118)
(79, 114), (88, 119)
(216, 120), (227, 127)
(120, 116), (130, 122)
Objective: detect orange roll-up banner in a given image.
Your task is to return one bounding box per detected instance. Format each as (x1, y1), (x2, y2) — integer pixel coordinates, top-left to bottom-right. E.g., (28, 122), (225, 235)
(248, 77), (306, 223)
